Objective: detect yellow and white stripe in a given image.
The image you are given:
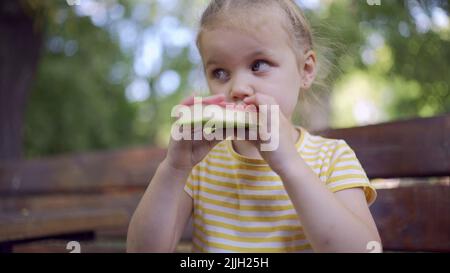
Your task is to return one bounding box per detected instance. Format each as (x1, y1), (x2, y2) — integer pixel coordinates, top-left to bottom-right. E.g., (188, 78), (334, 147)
(184, 126), (376, 253)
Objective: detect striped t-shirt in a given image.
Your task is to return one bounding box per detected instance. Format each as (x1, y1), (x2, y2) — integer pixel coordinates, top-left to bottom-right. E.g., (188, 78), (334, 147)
(184, 126), (376, 253)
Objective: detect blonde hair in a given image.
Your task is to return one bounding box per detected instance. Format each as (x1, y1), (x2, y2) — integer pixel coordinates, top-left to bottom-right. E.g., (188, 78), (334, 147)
(197, 0), (314, 58)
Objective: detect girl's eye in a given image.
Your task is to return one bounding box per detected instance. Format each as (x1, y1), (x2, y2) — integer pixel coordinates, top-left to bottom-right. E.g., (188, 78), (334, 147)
(212, 69), (229, 81)
(251, 60), (270, 72)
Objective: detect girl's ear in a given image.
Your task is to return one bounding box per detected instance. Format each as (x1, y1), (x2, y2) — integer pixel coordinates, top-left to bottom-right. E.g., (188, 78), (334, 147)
(300, 50), (317, 90)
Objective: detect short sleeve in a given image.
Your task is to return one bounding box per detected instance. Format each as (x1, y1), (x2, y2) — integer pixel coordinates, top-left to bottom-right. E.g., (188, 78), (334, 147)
(325, 140), (377, 206)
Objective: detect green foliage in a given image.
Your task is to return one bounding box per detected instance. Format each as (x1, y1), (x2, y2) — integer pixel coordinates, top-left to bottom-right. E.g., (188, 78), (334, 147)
(21, 0), (449, 157)
(24, 2), (137, 156)
(309, 0), (450, 126)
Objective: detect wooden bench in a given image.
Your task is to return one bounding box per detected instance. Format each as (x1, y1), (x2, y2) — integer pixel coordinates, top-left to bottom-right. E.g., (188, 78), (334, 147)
(0, 114), (448, 252)
(0, 147), (167, 252)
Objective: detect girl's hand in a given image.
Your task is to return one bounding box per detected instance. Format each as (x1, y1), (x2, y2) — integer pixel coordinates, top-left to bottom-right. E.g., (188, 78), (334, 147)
(165, 94), (224, 173)
(243, 93), (300, 173)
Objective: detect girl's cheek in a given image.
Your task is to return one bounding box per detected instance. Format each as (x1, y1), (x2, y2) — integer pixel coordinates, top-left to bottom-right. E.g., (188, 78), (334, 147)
(209, 86), (226, 96)
(206, 81), (219, 94)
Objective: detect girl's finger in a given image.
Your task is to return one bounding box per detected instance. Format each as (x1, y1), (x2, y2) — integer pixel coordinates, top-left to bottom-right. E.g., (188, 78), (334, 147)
(203, 94), (226, 105)
(180, 94), (196, 106)
(244, 93), (277, 107)
(180, 93), (226, 106)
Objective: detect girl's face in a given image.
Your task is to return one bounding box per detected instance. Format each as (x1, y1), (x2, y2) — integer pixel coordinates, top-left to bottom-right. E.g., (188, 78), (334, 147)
(198, 14), (307, 120)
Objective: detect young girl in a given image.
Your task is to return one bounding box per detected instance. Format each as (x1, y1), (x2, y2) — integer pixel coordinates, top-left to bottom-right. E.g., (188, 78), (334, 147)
(127, 0), (381, 253)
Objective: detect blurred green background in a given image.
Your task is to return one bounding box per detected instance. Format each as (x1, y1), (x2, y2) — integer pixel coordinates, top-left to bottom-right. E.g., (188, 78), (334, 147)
(2, 0), (449, 159)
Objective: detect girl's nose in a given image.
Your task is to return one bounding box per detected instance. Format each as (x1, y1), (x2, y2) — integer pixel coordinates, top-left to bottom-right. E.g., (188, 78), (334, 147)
(229, 77), (254, 102)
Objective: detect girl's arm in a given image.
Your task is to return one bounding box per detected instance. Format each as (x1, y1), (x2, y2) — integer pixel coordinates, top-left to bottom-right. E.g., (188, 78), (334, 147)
(277, 157), (382, 253)
(243, 93), (381, 253)
(126, 159), (193, 252)
(127, 94), (223, 252)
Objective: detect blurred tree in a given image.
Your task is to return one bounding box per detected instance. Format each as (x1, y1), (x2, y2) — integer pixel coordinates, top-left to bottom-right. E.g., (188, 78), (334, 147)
(23, 1), (136, 157)
(353, 0), (449, 120)
(301, 0), (449, 127)
(0, 0), (41, 160)
(20, 0), (204, 157)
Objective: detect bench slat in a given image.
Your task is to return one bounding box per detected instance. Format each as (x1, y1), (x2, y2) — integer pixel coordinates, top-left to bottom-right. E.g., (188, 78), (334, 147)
(0, 147), (166, 195)
(0, 208), (128, 243)
(0, 192), (143, 245)
(0, 192), (142, 218)
(317, 115), (450, 179)
(371, 185), (450, 252)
